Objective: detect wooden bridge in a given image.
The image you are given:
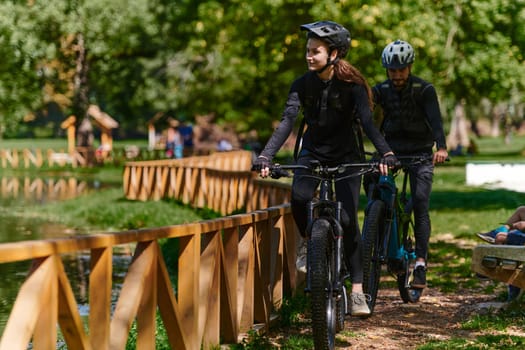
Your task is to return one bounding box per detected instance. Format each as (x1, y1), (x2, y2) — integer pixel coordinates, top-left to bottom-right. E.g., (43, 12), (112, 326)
(0, 150), (301, 350)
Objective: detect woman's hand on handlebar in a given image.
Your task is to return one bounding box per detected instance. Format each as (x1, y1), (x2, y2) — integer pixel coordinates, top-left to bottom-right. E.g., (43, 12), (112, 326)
(379, 152), (398, 175)
(251, 155), (271, 178)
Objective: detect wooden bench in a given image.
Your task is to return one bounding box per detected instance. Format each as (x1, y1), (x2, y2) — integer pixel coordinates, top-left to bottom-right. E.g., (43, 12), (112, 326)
(471, 245), (525, 289)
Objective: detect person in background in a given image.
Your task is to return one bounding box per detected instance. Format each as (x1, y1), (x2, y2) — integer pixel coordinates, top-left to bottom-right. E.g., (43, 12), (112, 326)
(166, 125), (183, 159)
(476, 206), (525, 301)
(252, 20), (397, 316)
(178, 119), (194, 156)
(372, 39), (449, 290)
(477, 206), (525, 245)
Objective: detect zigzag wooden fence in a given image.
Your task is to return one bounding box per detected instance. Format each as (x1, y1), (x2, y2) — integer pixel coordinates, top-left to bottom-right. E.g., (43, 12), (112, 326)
(123, 150), (291, 214)
(0, 148), (90, 168)
(0, 150), (301, 349)
(0, 147), (168, 169)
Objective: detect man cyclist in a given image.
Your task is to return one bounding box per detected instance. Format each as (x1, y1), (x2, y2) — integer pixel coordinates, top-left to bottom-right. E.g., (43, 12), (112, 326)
(372, 40), (448, 289)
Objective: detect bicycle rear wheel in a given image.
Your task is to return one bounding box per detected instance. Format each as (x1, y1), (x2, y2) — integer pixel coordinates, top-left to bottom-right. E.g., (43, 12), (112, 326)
(361, 200), (385, 315)
(310, 218), (338, 350)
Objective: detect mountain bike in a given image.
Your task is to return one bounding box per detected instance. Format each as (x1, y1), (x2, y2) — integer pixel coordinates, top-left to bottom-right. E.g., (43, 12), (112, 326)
(266, 160), (376, 350)
(361, 155), (436, 314)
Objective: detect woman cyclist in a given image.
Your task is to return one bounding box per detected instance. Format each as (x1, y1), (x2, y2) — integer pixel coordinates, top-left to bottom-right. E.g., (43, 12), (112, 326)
(252, 21), (396, 316)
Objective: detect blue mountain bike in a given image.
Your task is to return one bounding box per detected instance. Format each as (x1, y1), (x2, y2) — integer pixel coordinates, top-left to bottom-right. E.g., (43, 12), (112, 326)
(361, 155), (434, 313)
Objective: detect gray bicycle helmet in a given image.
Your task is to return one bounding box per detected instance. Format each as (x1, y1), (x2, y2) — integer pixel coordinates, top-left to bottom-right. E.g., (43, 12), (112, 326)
(300, 21), (351, 58)
(381, 40), (415, 69)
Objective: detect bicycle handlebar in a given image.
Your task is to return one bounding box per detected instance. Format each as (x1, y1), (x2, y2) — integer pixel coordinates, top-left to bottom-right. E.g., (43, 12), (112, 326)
(392, 155), (450, 172)
(256, 155), (450, 180)
(267, 161), (380, 180)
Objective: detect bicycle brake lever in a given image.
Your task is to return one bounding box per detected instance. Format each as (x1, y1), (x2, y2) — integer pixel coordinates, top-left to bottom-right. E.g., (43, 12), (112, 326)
(270, 166), (290, 179)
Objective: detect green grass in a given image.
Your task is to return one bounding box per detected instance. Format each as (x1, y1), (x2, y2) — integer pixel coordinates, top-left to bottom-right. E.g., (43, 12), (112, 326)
(20, 187), (218, 233)
(0, 138), (68, 150)
(418, 298), (525, 349)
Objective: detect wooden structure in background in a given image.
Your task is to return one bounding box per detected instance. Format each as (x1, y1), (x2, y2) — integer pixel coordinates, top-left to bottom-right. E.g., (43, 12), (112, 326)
(60, 115), (77, 155)
(87, 104), (119, 159)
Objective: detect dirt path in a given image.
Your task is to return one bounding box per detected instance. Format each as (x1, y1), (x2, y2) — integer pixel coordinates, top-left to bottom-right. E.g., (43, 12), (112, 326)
(269, 282), (507, 349)
(337, 287), (481, 349)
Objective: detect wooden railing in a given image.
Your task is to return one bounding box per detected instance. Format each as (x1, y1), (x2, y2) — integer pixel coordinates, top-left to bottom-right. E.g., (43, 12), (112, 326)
(123, 150), (292, 213)
(471, 245), (525, 289)
(0, 147), (167, 169)
(0, 207), (300, 350)
(0, 150), (302, 349)
(0, 148), (91, 168)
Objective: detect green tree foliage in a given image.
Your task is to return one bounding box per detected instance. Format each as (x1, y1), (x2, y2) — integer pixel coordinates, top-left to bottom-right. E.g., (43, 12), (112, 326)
(0, 0), (523, 139)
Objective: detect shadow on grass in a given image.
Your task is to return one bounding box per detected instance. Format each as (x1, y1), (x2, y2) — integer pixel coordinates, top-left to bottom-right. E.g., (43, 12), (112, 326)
(428, 240), (480, 292)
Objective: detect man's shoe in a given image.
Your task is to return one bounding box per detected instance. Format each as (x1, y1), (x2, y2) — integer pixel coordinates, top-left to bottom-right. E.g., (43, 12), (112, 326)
(350, 292), (371, 316)
(476, 231), (496, 244)
(411, 266), (427, 289)
(295, 238), (307, 273)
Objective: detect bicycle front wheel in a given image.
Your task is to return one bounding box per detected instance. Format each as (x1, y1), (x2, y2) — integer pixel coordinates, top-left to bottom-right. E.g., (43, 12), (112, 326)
(310, 218), (338, 350)
(397, 201), (422, 303)
(361, 200), (385, 315)
(397, 260), (422, 303)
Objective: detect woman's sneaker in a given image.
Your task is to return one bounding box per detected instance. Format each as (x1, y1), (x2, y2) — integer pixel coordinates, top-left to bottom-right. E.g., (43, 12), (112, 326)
(412, 266), (427, 288)
(350, 292), (371, 316)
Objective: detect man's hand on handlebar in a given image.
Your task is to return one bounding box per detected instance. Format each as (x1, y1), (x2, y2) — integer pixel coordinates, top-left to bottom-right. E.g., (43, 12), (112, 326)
(251, 155), (271, 178)
(433, 148), (449, 165)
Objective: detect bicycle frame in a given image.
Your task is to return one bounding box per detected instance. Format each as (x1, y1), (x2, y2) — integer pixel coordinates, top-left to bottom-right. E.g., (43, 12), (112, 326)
(371, 170), (416, 275)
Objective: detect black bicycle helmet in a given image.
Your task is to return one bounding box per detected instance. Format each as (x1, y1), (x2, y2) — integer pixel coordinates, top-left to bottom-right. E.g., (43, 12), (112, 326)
(300, 21), (351, 58)
(381, 40), (415, 69)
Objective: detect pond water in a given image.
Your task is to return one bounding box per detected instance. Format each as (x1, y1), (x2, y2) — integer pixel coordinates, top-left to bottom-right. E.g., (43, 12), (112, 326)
(0, 174), (130, 339)
(0, 175), (107, 243)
